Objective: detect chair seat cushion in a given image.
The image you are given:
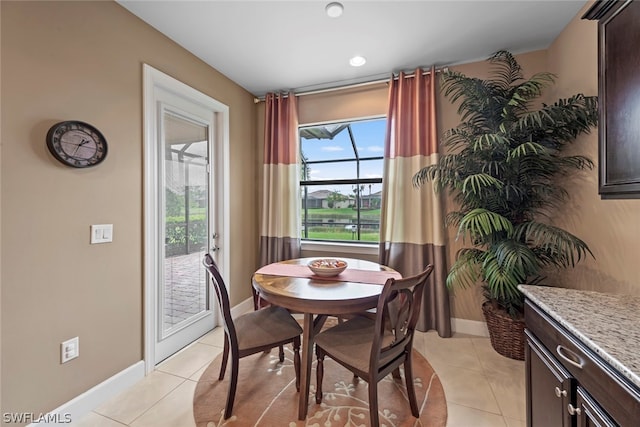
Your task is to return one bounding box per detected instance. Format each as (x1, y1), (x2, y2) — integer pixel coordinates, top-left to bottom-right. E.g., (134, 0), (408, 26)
(314, 316), (396, 374)
(235, 306), (302, 351)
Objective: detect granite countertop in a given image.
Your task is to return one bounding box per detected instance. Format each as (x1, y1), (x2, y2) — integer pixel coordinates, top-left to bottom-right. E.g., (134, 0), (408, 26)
(519, 284), (640, 390)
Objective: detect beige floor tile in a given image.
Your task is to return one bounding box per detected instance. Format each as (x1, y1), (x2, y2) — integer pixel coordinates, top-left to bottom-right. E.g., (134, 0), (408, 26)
(413, 330), (427, 353)
(471, 338), (525, 376)
(504, 417), (526, 427)
(130, 380), (197, 427)
(70, 411), (127, 427)
(452, 332), (483, 339)
(486, 366), (526, 421)
(189, 360), (213, 381)
(446, 403), (507, 427)
(72, 330), (527, 427)
(422, 331), (484, 373)
(94, 371), (185, 425)
(157, 342), (220, 379)
(197, 326), (225, 347)
(436, 364), (502, 414)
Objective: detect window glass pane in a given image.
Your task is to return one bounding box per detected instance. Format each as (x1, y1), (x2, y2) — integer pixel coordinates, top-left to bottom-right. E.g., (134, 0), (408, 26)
(162, 112), (209, 332)
(301, 125), (353, 162)
(351, 120), (386, 156)
(301, 184), (381, 242)
(305, 161), (358, 181)
(299, 117), (385, 243)
(361, 158), (384, 185)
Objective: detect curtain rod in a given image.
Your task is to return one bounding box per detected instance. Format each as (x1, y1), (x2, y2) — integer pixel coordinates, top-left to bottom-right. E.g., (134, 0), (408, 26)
(254, 66), (449, 103)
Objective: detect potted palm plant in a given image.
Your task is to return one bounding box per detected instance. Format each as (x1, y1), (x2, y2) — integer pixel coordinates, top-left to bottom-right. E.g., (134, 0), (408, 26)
(413, 51), (598, 360)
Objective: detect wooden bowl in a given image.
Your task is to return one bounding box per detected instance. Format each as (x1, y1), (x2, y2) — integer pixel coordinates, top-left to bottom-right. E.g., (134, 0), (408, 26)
(308, 258), (348, 277)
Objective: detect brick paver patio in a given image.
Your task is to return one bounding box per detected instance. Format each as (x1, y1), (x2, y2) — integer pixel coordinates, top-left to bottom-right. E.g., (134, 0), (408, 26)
(163, 251), (207, 328)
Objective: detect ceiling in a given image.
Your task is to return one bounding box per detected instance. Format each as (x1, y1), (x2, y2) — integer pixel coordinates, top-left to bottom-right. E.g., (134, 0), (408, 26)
(117, 0), (588, 97)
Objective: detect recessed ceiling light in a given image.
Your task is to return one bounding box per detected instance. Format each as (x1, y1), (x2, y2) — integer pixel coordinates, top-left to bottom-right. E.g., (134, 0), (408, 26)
(325, 2), (344, 18)
(349, 56), (366, 67)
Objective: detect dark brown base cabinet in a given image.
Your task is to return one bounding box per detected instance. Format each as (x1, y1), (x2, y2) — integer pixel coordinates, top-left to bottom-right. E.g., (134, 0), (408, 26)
(524, 300), (640, 427)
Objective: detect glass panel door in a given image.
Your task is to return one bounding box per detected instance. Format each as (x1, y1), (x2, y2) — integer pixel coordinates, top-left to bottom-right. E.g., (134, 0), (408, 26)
(156, 107), (215, 363)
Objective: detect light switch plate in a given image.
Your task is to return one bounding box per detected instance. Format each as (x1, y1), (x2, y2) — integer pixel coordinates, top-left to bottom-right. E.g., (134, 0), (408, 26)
(90, 224), (113, 244)
(61, 337), (79, 363)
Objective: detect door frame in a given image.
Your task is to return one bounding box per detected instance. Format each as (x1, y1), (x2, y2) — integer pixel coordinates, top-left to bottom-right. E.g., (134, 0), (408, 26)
(143, 64), (230, 373)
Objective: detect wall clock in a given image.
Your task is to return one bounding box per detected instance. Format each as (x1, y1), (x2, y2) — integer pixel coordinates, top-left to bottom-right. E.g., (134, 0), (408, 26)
(46, 120), (108, 168)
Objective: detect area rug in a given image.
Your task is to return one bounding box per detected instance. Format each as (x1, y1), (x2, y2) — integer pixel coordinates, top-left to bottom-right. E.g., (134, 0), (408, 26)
(193, 347), (447, 427)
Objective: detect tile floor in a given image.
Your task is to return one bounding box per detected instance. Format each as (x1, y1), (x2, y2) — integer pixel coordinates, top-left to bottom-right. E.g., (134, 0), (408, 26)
(71, 328), (525, 427)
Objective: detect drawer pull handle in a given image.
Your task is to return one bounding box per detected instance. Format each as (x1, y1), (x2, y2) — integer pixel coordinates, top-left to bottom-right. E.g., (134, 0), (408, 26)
(567, 403), (582, 416)
(554, 386), (567, 398)
(556, 345), (584, 369)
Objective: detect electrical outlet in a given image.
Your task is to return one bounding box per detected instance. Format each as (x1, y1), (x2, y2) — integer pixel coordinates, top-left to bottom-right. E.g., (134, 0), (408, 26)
(61, 337), (79, 363)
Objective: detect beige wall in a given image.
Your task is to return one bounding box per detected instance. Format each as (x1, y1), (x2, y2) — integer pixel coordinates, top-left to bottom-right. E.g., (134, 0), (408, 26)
(0, 0), (3, 413)
(298, 83), (389, 125)
(1, 0), (256, 417)
(544, 2), (640, 295)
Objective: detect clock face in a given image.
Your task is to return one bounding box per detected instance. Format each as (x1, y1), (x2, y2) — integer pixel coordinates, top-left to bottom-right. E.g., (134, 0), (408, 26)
(46, 121), (108, 168)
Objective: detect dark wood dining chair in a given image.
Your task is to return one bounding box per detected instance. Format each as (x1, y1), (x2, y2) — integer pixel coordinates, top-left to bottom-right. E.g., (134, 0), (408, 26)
(203, 253), (303, 419)
(314, 264), (434, 426)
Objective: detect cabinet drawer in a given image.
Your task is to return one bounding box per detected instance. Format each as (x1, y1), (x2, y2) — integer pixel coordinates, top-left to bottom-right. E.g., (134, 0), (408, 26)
(525, 300), (640, 426)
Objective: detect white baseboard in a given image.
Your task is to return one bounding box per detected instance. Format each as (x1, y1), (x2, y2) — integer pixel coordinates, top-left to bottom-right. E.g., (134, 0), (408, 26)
(451, 317), (489, 337)
(28, 361), (145, 426)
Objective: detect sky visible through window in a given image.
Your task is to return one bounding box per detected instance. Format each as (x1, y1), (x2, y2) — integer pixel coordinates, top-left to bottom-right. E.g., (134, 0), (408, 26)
(300, 118), (385, 195)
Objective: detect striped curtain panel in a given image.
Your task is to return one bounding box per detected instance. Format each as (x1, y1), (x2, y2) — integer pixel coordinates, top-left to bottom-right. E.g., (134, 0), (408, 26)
(379, 68), (451, 337)
(259, 92), (301, 267)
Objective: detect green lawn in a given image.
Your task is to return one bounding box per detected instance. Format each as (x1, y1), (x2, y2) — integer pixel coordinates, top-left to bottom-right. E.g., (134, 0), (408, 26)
(304, 230), (379, 242)
(302, 207), (380, 242)
(304, 207), (380, 216)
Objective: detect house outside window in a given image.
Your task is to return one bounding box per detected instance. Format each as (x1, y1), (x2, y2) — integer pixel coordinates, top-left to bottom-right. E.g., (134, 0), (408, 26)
(300, 117), (385, 243)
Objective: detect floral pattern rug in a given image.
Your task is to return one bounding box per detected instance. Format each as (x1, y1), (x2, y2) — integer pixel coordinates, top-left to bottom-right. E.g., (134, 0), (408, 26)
(193, 347), (447, 427)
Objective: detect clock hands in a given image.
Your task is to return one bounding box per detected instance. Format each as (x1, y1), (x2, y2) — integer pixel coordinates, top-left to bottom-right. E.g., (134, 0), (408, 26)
(73, 138), (92, 156)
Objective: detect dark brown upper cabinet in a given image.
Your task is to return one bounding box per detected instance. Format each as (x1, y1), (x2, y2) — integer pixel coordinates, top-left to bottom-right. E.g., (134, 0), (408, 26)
(584, 0), (640, 199)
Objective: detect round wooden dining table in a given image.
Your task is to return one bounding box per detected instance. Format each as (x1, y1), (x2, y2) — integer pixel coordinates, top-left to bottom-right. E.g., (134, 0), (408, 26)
(252, 257), (400, 420)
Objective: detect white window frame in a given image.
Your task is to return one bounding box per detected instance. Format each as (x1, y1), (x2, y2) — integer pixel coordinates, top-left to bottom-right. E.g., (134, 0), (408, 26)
(299, 115), (385, 250)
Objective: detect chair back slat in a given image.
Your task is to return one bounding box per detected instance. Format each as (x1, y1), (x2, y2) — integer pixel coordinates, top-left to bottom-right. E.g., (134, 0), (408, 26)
(371, 265), (434, 373)
(203, 253), (239, 349)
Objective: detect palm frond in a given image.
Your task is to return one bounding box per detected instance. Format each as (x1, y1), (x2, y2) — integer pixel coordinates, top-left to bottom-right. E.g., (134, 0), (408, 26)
(488, 50), (523, 88)
(508, 141), (547, 159)
(514, 222), (594, 267)
(474, 133), (509, 151)
(415, 50), (598, 315)
(556, 155), (595, 171)
(493, 239), (540, 279)
(462, 173), (503, 196)
(507, 72), (555, 106)
(457, 209), (513, 242)
(481, 251), (522, 301)
(446, 248), (484, 288)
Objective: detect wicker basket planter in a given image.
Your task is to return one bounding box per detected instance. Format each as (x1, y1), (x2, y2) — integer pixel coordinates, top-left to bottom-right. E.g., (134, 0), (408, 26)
(482, 302), (526, 360)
